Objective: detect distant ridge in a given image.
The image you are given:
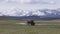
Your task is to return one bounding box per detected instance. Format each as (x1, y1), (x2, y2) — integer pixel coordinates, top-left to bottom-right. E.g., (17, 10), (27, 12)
(0, 15), (60, 20)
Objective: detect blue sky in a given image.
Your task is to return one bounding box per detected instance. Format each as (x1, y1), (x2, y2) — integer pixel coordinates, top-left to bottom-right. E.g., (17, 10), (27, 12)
(0, 0), (60, 9)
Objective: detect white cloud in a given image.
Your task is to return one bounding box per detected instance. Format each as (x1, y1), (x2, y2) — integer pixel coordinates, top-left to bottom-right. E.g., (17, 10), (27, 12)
(0, 0), (56, 4)
(6, 0), (32, 4)
(49, 1), (55, 4)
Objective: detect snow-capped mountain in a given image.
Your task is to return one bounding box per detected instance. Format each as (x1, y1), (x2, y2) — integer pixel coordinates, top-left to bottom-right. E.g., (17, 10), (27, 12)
(0, 8), (45, 16)
(0, 8), (60, 17)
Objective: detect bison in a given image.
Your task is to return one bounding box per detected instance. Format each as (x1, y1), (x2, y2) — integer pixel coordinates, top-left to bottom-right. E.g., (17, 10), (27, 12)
(27, 20), (35, 26)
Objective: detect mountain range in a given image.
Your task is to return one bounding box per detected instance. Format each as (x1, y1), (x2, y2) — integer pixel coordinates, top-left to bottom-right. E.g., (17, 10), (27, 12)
(0, 8), (60, 20)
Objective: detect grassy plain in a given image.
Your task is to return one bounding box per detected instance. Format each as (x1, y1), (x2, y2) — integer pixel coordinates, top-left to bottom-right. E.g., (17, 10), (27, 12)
(0, 19), (60, 34)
